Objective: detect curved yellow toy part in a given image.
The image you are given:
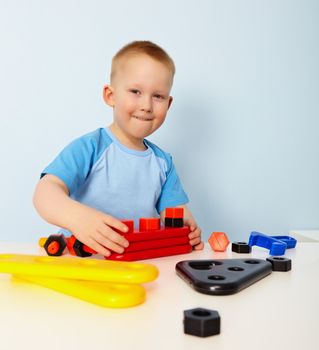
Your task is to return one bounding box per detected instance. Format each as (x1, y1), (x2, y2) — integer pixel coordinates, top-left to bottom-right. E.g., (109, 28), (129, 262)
(14, 274), (146, 308)
(0, 254), (159, 284)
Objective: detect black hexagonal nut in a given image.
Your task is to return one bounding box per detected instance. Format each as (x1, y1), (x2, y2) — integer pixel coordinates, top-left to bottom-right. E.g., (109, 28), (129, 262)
(184, 308), (220, 337)
(73, 239), (93, 257)
(44, 234), (67, 256)
(232, 242), (252, 254)
(266, 256), (292, 271)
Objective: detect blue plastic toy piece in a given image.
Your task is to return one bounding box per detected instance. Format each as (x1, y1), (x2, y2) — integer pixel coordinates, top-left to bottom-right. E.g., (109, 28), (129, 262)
(248, 232), (287, 256)
(270, 236), (297, 249)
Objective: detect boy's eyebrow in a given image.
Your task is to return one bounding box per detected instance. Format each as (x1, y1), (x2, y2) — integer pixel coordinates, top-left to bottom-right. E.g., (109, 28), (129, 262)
(126, 84), (169, 94)
(153, 90), (169, 96)
(128, 84), (142, 89)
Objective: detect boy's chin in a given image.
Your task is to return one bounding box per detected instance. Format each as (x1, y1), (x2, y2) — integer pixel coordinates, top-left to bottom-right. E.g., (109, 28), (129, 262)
(130, 126), (156, 139)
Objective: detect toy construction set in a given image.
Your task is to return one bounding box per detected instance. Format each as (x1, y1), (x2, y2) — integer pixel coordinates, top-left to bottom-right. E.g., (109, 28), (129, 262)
(0, 207), (296, 338)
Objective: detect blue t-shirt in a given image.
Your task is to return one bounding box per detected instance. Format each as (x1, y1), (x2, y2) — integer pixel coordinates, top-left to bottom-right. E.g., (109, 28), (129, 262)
(41, 127), (189, 228)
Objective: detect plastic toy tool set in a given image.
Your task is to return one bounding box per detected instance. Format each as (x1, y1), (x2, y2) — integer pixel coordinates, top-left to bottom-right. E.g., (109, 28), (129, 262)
(0, 213), (298, 338)
(39, 207), (192, 261)
(180, 230), (296, 337)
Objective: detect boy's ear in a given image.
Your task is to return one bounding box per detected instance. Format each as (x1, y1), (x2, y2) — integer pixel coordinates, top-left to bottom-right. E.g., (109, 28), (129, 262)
(103, 84), (115, 107)
(167, 96), (173, 110)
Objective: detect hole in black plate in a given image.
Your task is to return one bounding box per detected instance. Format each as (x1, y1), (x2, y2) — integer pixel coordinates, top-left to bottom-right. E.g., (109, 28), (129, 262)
(207, 275), (225, 280)
(189, 261), (223, 270)
(237, 242), (247, 245)
(273, 257), (285, 260)
(244, 260), (260, 264)
(228, 266), (244, 271)
(192, 310), (211, 317)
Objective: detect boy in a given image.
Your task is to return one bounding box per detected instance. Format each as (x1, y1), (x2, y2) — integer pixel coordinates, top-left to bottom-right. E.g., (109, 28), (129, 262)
(33, 41), (204, 257)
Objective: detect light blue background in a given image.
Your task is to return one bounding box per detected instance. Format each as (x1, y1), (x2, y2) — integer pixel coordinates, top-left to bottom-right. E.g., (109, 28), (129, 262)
(0, 0), (318, 243)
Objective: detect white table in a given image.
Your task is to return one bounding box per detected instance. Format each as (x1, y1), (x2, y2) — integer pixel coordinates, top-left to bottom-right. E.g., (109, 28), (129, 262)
(0, 242), (318, 350)
(289, 230), (319, 242)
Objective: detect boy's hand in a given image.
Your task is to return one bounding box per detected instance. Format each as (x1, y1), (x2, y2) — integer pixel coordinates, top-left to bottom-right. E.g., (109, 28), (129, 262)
(160, 205), (204, 250)
(182, 207), (204, 251)
(33, 175), (129, 256)
(184, 218), (204, 250)
(68, 205), (130, 256)
(187, 223), (204, 251)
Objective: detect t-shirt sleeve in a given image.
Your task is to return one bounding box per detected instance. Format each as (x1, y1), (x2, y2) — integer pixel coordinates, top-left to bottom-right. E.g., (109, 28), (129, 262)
(156, 154), (189, 213)
(41, 136), (97, 194)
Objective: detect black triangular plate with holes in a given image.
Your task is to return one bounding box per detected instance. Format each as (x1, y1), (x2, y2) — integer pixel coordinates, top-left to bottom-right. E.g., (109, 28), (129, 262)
(175, 259), (272, 295)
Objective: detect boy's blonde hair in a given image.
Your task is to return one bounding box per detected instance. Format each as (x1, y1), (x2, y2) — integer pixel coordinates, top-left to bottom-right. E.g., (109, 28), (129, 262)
(110, 41), (175, 83)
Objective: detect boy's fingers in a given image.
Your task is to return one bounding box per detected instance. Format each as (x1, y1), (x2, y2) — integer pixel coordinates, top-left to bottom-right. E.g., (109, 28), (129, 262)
(188, 232), (197, 240)
(103, 214), (129, 233)
(85, 238), (112, 256)
(106, 229), (129, 248)
(98, 227), (129, 249)
(194, 242), (205, 250)
(188, 229), (201, 240)
(185, 221), (195, 230)
(98, 217), (129, 247)
(190, 237), (201, 246)
(95, 231), (126, 254)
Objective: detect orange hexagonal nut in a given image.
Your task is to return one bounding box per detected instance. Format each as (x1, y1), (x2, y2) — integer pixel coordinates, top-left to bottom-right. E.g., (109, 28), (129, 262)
(208, 232), (230, 252)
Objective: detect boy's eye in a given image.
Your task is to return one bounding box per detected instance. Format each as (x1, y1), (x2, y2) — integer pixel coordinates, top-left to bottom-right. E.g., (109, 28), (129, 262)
(153, 94), (165, 100)
(130, 89), (141, 95)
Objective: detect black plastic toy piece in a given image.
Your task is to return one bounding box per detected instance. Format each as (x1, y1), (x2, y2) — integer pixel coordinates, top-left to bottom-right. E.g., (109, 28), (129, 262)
(73, 239), (93, 257)
(165, 217), (183, 228)
(176, 259), (272, 295)
(184, 308), (220, 337)
(232, 242), (252, 253)
(266, 256), (292, 271)
(44, 234), (67, 256)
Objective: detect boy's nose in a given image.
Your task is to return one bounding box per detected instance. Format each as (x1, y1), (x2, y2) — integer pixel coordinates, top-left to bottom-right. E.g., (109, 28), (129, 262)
(140, 96), (153, 113)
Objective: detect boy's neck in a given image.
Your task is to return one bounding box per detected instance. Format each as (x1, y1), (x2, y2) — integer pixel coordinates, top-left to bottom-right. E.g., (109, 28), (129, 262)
(108, 123), (147, 151)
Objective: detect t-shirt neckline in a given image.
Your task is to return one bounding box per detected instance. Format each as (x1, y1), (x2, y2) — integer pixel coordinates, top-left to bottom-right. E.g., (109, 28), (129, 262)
(104, 127), (151, 156)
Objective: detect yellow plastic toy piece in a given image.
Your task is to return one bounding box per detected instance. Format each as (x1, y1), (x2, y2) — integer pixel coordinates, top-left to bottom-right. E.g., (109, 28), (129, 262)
(38, 237), (47, 247)
(14, 274), (146, 308)
(0, 254), (159, 284)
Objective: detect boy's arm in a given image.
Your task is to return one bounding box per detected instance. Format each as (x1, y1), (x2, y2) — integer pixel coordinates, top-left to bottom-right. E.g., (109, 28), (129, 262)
(160, 204), (204, 250)
(33, 174), (129, 256)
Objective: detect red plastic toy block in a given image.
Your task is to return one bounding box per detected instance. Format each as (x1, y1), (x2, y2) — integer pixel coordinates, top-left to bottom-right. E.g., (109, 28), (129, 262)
(139, 218), (161, 231)
(208, 232), (230, 252)
(108, 244), (192, 261)
(165, 207), (184, 218)
(107, 225), (192, 261)
(40, 214), (192, 261)
(114, 226), (191, 258)
(125, 236), (189, 252)
(119, 226), (190, 242)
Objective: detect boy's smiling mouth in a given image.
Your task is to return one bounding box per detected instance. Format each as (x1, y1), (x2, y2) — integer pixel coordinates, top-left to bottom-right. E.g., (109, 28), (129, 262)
(132, 115), (154, 121)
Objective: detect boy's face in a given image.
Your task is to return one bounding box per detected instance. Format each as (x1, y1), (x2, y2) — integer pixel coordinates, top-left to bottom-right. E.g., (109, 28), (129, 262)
(103, 54), (173, 146)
